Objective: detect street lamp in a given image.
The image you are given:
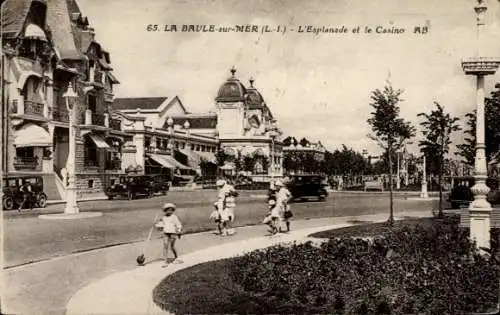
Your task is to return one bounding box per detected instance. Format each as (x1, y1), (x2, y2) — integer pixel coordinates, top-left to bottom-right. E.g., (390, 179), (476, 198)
(420, 154), (428, 199)
(268, 119), (279, 180)
(63, 82), (80, 214)
(396, 151), (401, 190)
(462, 0), (500, 249)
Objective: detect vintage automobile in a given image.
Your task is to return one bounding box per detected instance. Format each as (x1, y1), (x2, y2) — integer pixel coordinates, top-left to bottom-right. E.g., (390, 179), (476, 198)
(286, 174), (329, 201)
(2, 175), (48, 210)
(364, 176), (384, 191)
(106, 175), (155, 200)
(447, 176), (500, 209)
(150, 174), (171, 195)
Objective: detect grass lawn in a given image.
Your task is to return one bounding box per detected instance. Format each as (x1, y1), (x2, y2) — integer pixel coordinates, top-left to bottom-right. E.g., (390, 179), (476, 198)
(153, 215), (500, 314)
(309, 216), (440, 239)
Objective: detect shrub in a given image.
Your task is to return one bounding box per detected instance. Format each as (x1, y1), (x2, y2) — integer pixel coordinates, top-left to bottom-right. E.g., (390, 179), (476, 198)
(227, 217), (499, 314)
(153, 217), (499, 314)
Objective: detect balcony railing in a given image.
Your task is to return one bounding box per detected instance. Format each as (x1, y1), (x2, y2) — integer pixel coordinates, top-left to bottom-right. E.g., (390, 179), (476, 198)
(110, 118), (121, 131)
(92, 113), (106, 126)
(94, 71), (105, 85)
(10, 100), (19, 114)
(104, 92), (114, 103)
(145, 146), (170, 155)
(24, 100), (44, 116)
(84, 160), (99, 168)
(53, 108), (69, 122)
(13, 156), (40, 171)
(105, 159), (122, 170)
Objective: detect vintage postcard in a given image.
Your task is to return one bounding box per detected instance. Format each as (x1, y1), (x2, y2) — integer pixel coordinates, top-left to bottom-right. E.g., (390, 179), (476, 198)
(1, 0), (500, 314)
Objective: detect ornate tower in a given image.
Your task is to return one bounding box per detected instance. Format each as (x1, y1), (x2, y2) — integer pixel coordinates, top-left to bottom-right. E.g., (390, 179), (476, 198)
(215, 67), (247, 139)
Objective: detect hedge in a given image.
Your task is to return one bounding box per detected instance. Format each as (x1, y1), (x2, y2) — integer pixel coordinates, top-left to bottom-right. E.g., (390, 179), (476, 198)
(153, 216), (499, 314)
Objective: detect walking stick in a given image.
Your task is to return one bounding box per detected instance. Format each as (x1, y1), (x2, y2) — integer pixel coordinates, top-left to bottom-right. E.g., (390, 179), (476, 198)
(136, 213), (160, 266)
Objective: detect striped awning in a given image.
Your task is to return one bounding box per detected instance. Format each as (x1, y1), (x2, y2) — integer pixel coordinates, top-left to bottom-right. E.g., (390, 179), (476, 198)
(148, 154), (192, 170)
(14, 123), (51, 147)
(24, 24), (47, 41)
(88, 134), (110, 149)
(179, 149), (216, 166)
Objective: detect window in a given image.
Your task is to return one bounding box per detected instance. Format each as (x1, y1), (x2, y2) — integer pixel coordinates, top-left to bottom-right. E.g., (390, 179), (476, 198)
(84, 137), (98, 166)
(156, 138), (162, 149)
(87, 94), (97, 112)
(16, 147), (34, 158)
(145, 137), (151, 148)
(88, 180), (94, 188)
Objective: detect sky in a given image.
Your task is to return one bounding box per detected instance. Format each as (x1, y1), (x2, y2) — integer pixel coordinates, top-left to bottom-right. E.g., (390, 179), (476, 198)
(78, 0), (500, 155)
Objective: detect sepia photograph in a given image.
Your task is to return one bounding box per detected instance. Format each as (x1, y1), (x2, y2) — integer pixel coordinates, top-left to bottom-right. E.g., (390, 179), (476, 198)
(2, 0), (500, 314)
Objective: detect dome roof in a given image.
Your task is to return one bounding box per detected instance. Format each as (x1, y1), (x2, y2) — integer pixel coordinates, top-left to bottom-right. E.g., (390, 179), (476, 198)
(215, 67), (247, 103)
(246, 78), (265, 109)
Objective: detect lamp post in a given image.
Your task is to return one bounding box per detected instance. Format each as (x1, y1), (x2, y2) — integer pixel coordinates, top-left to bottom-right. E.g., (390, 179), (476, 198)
(63, 82), (80, 214)
(396, 151), (401, 190)
(462, 0), (500, 249)
(420, 154), (428, 199)
(268, 120), (279, 181)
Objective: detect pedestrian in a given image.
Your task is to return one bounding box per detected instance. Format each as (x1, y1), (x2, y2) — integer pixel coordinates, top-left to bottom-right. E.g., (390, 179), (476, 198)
(18, 180), (33, 211)
(209, 201), (222, 235)
(156, 203), (182, 265)
(263, 199), (279, 235)
(216, 179), (238, 236)
(275, 180), (292, 232)
(268, 181), (278, 202)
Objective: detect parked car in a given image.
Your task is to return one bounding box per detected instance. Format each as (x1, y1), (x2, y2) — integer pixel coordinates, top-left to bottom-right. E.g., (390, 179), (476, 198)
(447, 176), (500, 209)
(364, 176), (384, 191)
(106, 175), (155, 200)
(286, 174), (328, 201)
(2, 175), (48, 210)
(150, 174), (171, 195)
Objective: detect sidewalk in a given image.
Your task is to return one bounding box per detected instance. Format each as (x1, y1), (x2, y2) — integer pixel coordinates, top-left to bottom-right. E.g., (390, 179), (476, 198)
(65, 210), (430, 315)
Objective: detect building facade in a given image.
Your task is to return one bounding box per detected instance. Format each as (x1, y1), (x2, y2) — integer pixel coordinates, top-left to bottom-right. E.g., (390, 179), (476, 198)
(114, 68), (284, 183)
(1, 0), (130, 200)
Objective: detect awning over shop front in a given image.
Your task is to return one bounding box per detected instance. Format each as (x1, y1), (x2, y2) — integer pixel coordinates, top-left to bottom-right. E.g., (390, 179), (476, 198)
(14, 123), (51, 147)
(88, 134), (110, 149)
(24, 24), (47, 41)
(179, 149), (217, 166)
(148, 154), (192, 170)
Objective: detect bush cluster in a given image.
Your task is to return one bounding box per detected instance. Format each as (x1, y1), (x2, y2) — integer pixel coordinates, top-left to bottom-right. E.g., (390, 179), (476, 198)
(228, 217), (499, 314)
(153, 217), (499, 314)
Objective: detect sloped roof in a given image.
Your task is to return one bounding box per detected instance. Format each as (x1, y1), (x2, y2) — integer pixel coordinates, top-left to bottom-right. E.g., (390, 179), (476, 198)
(46, 0), (83, 60)
(113, 97), (168, 111)
(1, 0), (35, 39)
(169, 117), (217, 129)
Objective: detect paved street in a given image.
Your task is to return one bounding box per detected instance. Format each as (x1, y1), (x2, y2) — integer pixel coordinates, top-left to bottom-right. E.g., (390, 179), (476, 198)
(2, 192), (438, 315)
(3, 191), (439, 268)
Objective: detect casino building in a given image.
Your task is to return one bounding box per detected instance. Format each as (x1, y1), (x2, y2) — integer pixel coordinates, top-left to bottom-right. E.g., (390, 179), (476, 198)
(115, 67), (284, 183)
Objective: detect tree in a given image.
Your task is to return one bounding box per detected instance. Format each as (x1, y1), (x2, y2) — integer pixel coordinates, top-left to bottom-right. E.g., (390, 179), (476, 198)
(367, 82), (416, 225)
(242, 155), (255, 173)
(215, 147), (228, 167)
(418, 102), (461, 216)
(456, 83), (500, 168)
(282, 136), (293, 147)
(299, 137), (310, 147)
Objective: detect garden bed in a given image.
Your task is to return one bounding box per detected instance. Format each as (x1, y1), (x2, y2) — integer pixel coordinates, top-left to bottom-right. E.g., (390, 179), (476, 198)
(153, 216), (500, 314)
